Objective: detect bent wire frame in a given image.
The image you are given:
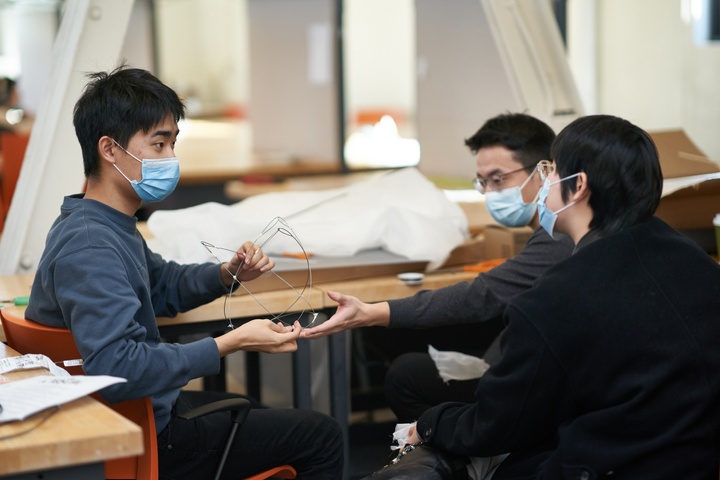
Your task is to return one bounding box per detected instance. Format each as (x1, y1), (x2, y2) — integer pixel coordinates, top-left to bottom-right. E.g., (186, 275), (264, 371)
(201, 217), (318, 330)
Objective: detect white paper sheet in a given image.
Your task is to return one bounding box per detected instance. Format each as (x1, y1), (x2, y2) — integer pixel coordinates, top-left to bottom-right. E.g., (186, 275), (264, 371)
(0, 375), (126, 423)
(0, 354), (75, 378)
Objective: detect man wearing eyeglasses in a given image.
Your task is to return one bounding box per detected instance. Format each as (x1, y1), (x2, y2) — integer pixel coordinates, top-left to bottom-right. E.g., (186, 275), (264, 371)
(303, 113), (574, 422)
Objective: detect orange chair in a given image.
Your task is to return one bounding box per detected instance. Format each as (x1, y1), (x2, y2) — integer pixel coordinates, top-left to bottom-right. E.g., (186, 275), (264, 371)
(0, 308), (296, 480)
(245, 466), (296, 480)
(0, 130), (30, 233)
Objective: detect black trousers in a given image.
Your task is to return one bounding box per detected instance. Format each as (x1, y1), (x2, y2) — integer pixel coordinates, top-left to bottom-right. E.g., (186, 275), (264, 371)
(384, 352), (480, 423)
(157, 390), (344, 479)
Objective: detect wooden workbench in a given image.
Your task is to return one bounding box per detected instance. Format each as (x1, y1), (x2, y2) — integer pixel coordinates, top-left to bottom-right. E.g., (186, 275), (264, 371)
(0, 343), (142, 478)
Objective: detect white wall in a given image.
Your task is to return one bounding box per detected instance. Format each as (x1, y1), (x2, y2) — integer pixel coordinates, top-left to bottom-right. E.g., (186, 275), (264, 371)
(415, 0), (522, 180)
(121, 0), (156, 73)
(4, 2), (58, 115)
(414, 0), (720, 177)
(0, 0), (154, 116)
(566, 0), (597, 114)
(344, 0), (416, 128)
(248, 0), (337, 163)
(0, 0), (136, 274)
(572, 0), (720, 160)
(597, 0), (685, 127)
(0, 7), (21, 79)
(154, 0), (250, 114)
(7, 1), (720, 182)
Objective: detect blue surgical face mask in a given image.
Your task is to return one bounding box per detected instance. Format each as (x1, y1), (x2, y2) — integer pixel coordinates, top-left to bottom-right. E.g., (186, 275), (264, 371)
(484, 168), (538, 227)
(112, 140), (180, 203)
(537, 173), (580, 239)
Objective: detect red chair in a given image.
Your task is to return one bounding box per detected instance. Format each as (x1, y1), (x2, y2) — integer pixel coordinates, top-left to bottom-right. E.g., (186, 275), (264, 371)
(0, 308), (296, 480)
(0, 130), (30, 233)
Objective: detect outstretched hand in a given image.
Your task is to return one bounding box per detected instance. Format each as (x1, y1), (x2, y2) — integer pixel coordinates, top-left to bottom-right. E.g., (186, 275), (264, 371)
(300, 290), (389, 339)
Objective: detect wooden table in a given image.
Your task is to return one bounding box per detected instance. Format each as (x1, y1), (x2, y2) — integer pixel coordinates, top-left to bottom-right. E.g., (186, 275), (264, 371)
(1, 269), (477, 397)
(317, 270), (477, 305)
(0, 273), (33, 343)
(0, 343), (142, 479)
(0, 273), (33, 301)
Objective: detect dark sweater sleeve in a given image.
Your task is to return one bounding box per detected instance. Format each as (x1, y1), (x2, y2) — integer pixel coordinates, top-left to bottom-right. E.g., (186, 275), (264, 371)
(144, 244), (228, 318)
(415, 304), (570, 457)
(388, 229), (573, 329)
(49, 247), (221, 404)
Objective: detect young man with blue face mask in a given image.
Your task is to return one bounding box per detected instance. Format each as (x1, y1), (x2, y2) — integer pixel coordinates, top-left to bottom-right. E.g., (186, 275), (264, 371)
(110, 138), (180, 203)
(302, 113), (574, 422)
(25, 66), (344, 479)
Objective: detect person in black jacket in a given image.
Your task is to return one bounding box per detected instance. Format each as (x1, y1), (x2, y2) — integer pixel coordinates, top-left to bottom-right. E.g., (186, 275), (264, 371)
(397, 114), (720, 479)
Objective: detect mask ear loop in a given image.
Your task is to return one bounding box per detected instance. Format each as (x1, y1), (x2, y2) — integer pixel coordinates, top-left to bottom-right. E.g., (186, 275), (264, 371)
(201, 216), (318, 330)
(533, 172), (583, 208)
(518, 164), (539, 192)
(528, 164), (546, 204)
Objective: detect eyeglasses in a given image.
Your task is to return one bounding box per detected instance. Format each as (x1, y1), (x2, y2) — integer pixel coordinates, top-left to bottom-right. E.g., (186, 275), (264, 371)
(537, 160), (555, 181)
(202, 217), (319, 331)
(472, 164), (537, 194)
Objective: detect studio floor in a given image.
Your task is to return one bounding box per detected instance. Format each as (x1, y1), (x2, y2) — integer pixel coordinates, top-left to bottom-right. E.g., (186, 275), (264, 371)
(348, 409), (398, 479)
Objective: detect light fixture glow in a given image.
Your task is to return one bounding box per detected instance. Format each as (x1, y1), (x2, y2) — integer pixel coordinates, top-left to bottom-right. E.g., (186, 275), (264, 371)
(5, 108), (23, 125)
(344, 115), (420, 169)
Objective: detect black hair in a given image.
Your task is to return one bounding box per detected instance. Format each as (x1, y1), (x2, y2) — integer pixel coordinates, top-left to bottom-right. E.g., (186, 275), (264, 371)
(551, 114), (662, 235)
(464, 112), (556, 168)
(73, 65), (185, 178)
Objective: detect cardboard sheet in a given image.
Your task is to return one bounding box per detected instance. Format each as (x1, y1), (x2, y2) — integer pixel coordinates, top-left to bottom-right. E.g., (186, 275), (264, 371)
(650, 130), (720, 232)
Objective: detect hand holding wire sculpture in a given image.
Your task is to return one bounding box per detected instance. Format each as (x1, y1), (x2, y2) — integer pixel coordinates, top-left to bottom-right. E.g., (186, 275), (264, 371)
(202, 217), (319, 330)
(219, 239), (275, 284)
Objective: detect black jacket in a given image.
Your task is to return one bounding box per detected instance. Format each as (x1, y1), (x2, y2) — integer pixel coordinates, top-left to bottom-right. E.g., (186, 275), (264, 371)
(417, 218), (720, 479)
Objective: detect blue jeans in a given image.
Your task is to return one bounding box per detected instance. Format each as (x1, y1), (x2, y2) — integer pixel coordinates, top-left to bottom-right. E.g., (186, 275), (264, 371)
(158, 390), (344, 479)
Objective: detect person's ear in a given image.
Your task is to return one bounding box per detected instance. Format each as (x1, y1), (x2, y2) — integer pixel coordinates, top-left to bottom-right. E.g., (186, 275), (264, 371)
(98, 136), (117, 165)
(571, 172), (590, 202)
